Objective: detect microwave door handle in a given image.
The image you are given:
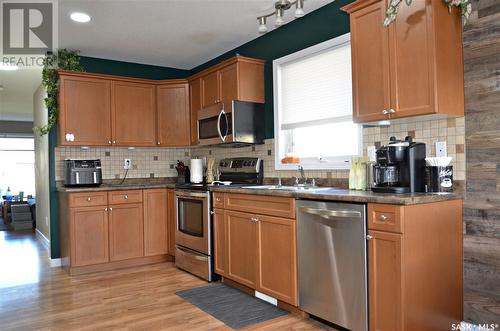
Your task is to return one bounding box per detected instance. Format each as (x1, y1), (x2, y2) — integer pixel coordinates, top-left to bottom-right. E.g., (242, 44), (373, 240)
(217, 110), (226, 142)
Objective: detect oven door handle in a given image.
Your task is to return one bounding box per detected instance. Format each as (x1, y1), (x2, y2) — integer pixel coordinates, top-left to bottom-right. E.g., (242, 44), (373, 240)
(177, 246), (208, 261)
(175, 191), (208, 198)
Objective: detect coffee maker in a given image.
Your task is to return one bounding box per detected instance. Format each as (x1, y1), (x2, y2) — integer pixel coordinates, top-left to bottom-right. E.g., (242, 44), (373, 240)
(372, 136), (426, 193)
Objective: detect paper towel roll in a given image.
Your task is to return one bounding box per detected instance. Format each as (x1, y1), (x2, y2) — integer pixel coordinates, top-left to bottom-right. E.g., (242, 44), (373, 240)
(190, 159), (203, 183)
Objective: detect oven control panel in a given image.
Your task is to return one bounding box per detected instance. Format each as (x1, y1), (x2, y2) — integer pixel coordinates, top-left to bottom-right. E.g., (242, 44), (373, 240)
(219, 157), (261, 173)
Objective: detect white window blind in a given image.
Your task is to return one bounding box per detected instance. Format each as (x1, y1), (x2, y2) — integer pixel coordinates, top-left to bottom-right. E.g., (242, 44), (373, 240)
(279, 41), (352, 131)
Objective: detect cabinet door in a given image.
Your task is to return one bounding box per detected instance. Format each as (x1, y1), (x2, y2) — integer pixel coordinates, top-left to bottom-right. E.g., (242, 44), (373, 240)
(350, 1), (391, 123)
(143, 189), (168, 256)
(388, 0), (434, 118)
(201, 71), (219, 108)
(213, 208), (226, 276)
(59, 76), (112, 146)
(368, 230), (404, 331)
(109, 203), (144, 261)
(219, 64), (238, 102)
(167, 189), (176, 256)
(157, 83), (190, 147)
(189, 79), (201, 145)
(226, 210), (257, 288)
(256, 215), (297, 306)
(112, 81), (156, 146)
(70, 206), (109, 266)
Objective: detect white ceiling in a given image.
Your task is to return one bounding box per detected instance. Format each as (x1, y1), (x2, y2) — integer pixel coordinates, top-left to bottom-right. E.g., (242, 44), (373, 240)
(1, 0), (333, 122)
(59, 0), (334, 69)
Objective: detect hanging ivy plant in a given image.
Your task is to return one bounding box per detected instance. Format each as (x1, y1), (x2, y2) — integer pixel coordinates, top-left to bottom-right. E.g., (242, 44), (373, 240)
(34, 49), (84, 136)
(384, 0), (472, 27)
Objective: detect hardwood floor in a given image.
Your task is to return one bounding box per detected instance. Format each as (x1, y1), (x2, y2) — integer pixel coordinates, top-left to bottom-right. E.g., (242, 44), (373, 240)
(0, 231), (334, 330)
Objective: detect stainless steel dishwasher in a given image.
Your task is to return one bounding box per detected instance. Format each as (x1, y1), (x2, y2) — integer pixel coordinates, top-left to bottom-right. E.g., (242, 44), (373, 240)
(296, 200), (367, 331)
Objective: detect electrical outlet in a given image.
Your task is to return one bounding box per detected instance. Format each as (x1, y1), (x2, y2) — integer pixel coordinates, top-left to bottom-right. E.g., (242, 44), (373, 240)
(435, 141), (447, 157)
(124, 159), (131, 170)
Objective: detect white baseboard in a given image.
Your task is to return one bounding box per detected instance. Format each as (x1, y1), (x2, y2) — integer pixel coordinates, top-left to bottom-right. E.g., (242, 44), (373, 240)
(50, 258), (62, 267)
(35, 228), (50, 249)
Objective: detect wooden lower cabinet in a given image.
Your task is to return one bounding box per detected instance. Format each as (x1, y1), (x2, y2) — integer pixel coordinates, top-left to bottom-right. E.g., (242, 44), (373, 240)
(213, 208), (226, 275)
(109, 203), (144, 261)
(256, 215), (297, 306)
(70, 206), (109, 267)
(167, 189), (176, 256)
(143, 189), (168, 256)
(226, 210), (257, 288)
(368, 230), (403, 331)
(214, 196), (298, 306)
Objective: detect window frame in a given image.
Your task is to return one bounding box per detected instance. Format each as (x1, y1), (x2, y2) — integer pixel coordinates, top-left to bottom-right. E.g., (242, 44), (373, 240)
(273, 33), (362, 171)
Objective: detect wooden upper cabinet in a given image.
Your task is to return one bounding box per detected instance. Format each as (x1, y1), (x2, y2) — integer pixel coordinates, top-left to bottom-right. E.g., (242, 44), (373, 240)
(368, 230), (403, 331)
(70, 206), (109, 267)
(226, 210), (257, 288)
(349, 1), (391, 122)
(189, 79), (201, 145)
(111, 81), (156, 146)
(157, 83), (190, 147)
(59, 75), (112, 146)
(201, 71), (220, 108)
(256, 215), (297, 306)
(343, 0), (464, 123)
(143, 189), (168, 256)
(109, 203), (144, 261)
(219, 64), (238, 103)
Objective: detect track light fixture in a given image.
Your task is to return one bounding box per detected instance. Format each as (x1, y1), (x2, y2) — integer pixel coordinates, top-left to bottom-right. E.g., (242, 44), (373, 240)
(257, 0), (306, 33)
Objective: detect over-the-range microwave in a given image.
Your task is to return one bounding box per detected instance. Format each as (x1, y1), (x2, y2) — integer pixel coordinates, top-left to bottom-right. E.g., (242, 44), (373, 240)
(197, 100), (265, 146)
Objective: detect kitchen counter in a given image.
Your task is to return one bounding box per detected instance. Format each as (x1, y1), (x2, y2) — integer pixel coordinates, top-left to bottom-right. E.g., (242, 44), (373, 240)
(56, 178), (177, 193)
(209, 186), (462, 205)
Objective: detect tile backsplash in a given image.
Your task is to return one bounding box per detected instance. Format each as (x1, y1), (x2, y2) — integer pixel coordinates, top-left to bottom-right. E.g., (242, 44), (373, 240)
(55, 115), (466, 182)
(55, 147), (190, 181)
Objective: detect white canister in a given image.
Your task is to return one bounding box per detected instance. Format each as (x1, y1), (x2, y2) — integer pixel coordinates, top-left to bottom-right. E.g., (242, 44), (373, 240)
(190, 159), (204, 183)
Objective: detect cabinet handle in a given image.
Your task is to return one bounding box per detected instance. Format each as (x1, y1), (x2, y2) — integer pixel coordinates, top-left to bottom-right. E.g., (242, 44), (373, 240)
(366, 235), (373, 241)
(210, 211), (215, 215)
(216, 198), (221, 202)
(379, 214), (388, 221)
(388, 109), (396, 114)
(105, 207), (108, 211)
(250, 217), (258, 223)
(87, 197), (91, 201)
(124, 195), (128, 199)
(109, 207), (113, 211)
(157, 142), (161, 145)
(382, 109), (389, 115)
(108, 140), (112, 145)
(113, 140), (116, 144)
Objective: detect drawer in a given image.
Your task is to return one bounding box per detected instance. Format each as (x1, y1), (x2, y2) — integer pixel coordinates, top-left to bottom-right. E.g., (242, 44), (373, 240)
(108, 190), (143, 205)
(213, 192), (225, 208)
(368, 204), (403, 233)
(225, 193), (295, 219)
(175, 246), (209, 281)
(69, 192), (108, 207)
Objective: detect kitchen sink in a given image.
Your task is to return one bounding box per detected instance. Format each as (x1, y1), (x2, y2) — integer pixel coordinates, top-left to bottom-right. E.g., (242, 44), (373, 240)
(241, 185), (335, 192)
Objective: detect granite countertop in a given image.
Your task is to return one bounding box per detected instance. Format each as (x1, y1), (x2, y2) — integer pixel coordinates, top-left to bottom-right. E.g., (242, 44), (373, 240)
(209, 186), (462, 205)
(57, 178), (177, 193)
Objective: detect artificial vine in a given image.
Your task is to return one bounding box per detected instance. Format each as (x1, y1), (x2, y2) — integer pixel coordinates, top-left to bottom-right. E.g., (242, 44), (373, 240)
(34, 49), (84, 136)
(384, 0), (472, 27)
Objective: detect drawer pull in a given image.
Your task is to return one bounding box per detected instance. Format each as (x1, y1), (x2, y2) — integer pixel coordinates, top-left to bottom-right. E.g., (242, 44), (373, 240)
(379, 214), (388, 221)
(87, 197), (91, 202)
(109, 207), (113, 211)
(366, 235), (373, 241)
(105, 207), (108, 212)
(216, 198), (221, 202)
(382, 109), (389, 115)
(250, 217), (259, 223)
(124, 195), (128, 199)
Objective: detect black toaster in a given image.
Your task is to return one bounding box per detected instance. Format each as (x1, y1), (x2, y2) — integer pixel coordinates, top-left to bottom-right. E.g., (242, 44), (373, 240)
(64, 159), (103, 187)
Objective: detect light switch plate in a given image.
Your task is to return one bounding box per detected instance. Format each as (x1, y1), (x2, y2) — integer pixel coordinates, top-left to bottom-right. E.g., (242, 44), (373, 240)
(436, 141), (447, 157)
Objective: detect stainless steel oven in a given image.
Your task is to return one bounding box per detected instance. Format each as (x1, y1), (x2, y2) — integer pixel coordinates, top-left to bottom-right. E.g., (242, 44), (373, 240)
(197, 101), (265, 146)
(175, 189), (212, 281)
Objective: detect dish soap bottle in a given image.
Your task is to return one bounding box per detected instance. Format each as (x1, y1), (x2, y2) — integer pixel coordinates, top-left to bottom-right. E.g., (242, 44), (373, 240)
(349, 157), (358, 190)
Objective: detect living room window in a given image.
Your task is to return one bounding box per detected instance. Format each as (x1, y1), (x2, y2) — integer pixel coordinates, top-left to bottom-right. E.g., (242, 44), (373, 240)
(273, 33), (361, 170)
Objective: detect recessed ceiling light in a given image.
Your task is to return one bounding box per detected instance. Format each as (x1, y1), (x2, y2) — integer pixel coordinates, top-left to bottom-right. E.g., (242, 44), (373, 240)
(70, 12), (91, 23)
(0, 62), (18, 71)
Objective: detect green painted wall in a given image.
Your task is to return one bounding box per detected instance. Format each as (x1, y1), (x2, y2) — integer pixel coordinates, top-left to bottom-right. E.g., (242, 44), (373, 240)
(49, 0), (352, 258)
(192, 0), (353, 138)
(79, 56), (191, 79)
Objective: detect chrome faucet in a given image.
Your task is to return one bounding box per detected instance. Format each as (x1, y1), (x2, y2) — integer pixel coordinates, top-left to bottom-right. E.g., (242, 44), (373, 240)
(298, 165), (306, 185)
